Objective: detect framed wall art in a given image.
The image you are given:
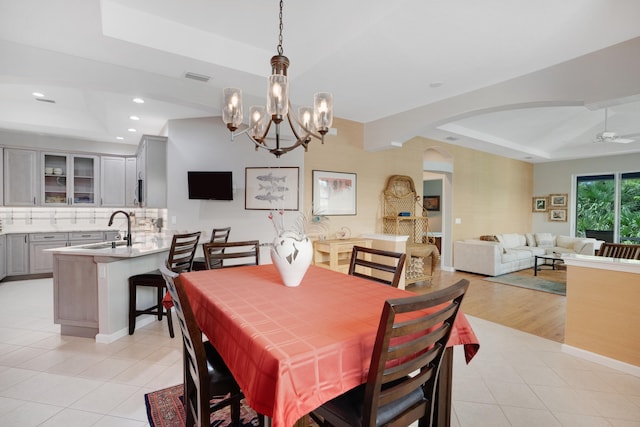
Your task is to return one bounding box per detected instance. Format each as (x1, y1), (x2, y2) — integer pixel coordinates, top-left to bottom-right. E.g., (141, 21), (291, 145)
(532, 196), (548, 212)
(245, 167), (299, 210)
(549, 194), (568, 207)
(423, 195), (440, 211)
(548, 208), (567, 222)
(312, 170), (357, 215)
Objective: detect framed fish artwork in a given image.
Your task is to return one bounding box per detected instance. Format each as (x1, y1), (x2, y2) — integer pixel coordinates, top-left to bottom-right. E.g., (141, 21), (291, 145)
(245, 167), (299, 210)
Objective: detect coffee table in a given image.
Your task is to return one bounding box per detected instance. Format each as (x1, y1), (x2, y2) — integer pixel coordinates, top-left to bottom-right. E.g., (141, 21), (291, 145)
(534, 254), (564, 276)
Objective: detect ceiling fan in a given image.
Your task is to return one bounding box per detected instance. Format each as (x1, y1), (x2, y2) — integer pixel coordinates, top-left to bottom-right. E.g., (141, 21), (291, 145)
(594, 108), (636, 144)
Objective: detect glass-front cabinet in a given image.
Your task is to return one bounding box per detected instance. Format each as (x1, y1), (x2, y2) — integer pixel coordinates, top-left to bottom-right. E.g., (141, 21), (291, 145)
(42, 153), (98, 206)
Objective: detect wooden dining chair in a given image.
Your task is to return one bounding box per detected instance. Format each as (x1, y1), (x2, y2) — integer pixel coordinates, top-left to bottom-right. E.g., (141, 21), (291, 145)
(192, 227), (232, 270)
(310, 279), (469, 427)
(596, 242), (640, 259)
(203, 240), (260, 269)
(127, 232), (201, 337)
(159, 264), (244, 427)
(348, 246), (407, 288)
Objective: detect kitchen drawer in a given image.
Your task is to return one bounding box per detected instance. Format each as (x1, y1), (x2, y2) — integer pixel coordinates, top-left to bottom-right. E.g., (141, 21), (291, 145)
(69, 231), (105, 241)
(29, 233), (68, 242)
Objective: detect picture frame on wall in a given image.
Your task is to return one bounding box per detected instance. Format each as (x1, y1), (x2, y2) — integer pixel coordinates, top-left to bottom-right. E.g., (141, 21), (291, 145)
(548, 208), (567, 222)
(245, 167), (299, 210)
(532, 196), (548, 212)
(423, 195), (440, 211)
(549, 194), (568, 207)
(312, 170), (357, 215)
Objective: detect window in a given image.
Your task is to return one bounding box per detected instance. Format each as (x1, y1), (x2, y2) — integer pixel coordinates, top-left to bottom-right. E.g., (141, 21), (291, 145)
(575, 172), (640, 243)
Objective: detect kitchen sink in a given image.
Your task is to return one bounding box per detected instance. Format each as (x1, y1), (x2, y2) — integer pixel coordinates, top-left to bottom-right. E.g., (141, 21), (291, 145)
(83, 241), (131, 249)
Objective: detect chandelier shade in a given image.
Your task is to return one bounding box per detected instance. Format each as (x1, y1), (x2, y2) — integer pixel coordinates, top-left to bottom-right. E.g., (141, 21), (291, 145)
(221, 0), (333, 157)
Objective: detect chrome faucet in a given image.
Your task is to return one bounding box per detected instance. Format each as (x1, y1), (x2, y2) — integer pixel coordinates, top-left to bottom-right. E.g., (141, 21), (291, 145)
(108, 210), (132, 246)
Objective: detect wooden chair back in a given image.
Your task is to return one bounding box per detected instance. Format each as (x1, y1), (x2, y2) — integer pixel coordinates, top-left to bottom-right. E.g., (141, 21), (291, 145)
(348, 245), (407, 288)
(597, 242), (640, 259)
(160, 264), (242, 427)
(364, 279), (469, 427)
(203, 227), (232, 269)
(203, 240), (260, 269)
(166, 232), (201, 273)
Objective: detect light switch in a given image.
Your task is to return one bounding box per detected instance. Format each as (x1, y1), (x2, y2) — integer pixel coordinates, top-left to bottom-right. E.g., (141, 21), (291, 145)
(171, 216), (177, 225)
(455, 218), (462, 224)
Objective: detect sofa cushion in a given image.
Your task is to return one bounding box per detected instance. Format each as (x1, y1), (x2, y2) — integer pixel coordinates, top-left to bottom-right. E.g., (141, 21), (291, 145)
(496, 233), (526, 249)
(525, 233), (536, 246)
(535, 233), (555, 247)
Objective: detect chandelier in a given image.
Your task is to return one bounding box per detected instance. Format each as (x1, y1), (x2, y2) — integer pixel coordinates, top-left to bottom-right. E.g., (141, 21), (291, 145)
(222, 0), (333, 158)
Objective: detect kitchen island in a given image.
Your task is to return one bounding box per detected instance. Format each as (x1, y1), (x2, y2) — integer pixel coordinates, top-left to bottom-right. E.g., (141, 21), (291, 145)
(563, 254), (640, 375)
(49, 234), (173, 343)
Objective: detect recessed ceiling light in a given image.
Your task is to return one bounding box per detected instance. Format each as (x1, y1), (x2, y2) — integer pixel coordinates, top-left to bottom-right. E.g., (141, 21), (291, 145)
(128, 128), (137, 132)
(32, 92), (45, 97)
(132, 98), (144, 104)
(129, 115), (140, 121)
(116, 136), (124, 140)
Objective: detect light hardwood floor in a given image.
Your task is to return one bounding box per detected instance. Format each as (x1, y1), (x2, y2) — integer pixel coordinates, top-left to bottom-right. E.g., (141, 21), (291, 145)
(408, 265), (567, 343)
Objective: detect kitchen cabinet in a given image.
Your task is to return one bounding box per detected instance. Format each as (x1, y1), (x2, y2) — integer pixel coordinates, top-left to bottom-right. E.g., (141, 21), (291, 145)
(0, 235), (6, 280)
(42, 153), (99, 206)
(29, 233), (68, 274)
(136, 135), (167, 207)
(0, 149), (3, 205)
(4, 149), (38, 206)
(7, 233), (29, 276)
(100, 156), (126, 206)
(125, 157), (137, 206)
(30, 231), (108, 274)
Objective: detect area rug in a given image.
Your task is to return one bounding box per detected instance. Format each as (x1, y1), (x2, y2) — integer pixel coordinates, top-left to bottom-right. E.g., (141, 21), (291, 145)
(144, 384), (260, 427)
(483, 273), (566, 295)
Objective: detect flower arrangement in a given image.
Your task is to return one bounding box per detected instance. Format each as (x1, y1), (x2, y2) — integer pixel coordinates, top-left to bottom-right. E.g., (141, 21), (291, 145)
(268, 209), (329, 237)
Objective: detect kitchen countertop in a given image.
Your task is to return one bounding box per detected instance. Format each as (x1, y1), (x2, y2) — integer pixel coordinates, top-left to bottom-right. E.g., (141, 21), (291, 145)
(47, 233), (173, 258)
(0, 227), (115, 235)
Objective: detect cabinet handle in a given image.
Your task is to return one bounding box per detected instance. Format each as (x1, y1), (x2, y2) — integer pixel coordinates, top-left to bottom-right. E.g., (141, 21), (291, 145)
(43, 236), (54, 239)
(81, 234), (91, 238)
(33, 197), (36, 205)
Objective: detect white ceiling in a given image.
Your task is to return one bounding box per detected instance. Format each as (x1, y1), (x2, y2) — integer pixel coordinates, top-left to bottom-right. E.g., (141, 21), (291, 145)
(1, 0), (640, 163)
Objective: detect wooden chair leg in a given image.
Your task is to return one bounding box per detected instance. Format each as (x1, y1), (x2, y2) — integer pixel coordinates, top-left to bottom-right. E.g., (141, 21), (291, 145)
(166, 307), (174, 338)
(128, 280), (136, 335)
(156, 286), (164, 320)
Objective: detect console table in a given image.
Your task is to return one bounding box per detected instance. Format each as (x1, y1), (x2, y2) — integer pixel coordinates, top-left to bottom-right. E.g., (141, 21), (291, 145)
(313, 238), (372, 273)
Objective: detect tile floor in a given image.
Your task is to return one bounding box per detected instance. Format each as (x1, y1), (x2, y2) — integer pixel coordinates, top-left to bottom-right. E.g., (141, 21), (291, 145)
(0, 278), (639, 426)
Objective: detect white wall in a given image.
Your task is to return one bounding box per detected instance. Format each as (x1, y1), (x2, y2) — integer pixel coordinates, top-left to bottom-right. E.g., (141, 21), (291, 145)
(533, 153), (640, 236)
(166, 117), (305, 255)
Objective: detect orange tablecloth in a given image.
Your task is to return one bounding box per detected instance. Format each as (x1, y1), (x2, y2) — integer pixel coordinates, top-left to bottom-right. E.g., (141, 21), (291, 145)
(182, 264), (479, 427)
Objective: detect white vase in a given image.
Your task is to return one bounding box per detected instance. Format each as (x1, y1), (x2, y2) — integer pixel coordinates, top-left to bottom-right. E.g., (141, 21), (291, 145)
(271, 230), (313, 287)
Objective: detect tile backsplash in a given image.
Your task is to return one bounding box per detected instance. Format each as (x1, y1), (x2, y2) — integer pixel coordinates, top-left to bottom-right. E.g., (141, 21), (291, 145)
(0, 207), (168, 235)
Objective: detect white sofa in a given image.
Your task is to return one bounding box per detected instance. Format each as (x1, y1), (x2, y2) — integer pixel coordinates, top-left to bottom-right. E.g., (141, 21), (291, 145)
(453, 233), (598, 276)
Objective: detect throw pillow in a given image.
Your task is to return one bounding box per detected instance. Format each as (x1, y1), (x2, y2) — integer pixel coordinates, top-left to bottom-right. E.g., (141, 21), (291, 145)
(535, 232), (555, 247)
(479, 235), (498, 242)
(525, 233), (536, 246)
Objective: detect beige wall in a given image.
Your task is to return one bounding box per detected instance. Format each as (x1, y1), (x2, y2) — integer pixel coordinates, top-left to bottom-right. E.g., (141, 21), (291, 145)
(304, 119), (534, 245)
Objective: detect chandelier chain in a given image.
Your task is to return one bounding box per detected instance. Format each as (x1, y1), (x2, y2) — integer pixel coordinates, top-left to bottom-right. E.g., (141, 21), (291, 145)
(277, 0), (284, 55)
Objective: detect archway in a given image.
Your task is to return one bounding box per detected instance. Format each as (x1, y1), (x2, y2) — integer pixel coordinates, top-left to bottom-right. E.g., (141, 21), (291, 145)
(423, 147), (454, 270)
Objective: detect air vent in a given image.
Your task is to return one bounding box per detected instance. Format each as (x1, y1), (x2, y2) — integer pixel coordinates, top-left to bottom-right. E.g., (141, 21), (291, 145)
(184, 72), (211, 83)
(36, 98), (56, 104)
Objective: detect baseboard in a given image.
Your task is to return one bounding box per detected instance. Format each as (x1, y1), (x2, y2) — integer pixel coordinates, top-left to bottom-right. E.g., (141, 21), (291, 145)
(561, 344), (640, 377)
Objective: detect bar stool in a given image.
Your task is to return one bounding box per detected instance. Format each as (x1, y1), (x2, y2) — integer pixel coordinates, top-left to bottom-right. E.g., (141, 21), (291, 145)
(128, 232), (201, 337)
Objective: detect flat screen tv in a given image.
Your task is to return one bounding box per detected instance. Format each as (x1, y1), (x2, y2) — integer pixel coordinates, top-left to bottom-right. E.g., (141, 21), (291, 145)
(187, 171), (233, 200)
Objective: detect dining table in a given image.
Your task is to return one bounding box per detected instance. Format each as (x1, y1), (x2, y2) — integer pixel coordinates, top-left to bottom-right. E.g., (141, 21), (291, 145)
(181, 264), (480, 427)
